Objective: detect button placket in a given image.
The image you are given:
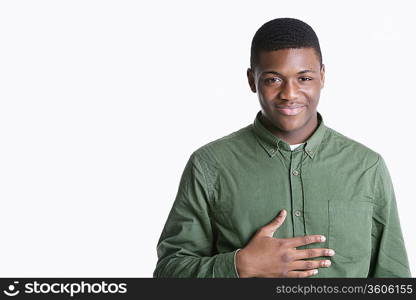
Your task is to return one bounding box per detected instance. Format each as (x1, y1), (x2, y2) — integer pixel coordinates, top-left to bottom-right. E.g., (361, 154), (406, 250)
(289, 150), (305, 237)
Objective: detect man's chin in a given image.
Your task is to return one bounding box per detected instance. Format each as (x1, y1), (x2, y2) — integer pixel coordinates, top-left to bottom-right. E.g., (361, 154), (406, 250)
(261, 112), (309, 133)
(269, 115), (305, 132)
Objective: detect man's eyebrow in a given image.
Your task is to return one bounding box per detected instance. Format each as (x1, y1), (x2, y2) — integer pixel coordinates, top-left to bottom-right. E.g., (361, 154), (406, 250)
(261, 71), (284, 76)
(261, 69), (317, 76)
(297, 69), (316, 74)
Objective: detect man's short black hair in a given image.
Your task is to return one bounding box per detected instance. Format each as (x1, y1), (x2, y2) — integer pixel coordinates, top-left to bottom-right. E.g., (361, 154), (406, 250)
(250, 18), (322, 69)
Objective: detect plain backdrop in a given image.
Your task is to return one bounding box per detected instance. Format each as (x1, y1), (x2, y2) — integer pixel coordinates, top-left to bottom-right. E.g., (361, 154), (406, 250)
(0, 0), (415, 277)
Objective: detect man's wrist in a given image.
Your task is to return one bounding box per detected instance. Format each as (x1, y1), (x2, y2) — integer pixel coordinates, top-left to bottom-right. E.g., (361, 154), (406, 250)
(235, 248), (252, 278)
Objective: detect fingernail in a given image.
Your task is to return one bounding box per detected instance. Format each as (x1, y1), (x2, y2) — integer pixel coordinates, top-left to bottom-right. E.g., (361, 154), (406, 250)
(320, 235), (326, 242)
(327, 249), (335, 256)
(325, 260), (331, 267)
(313, 269), (318, 275)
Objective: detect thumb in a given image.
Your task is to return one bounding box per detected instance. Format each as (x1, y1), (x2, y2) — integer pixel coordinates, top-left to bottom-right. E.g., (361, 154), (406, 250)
(259, 209), (287, 237)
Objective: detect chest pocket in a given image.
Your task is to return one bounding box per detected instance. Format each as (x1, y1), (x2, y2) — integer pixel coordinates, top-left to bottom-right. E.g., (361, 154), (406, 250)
(328, 199), (373, 262)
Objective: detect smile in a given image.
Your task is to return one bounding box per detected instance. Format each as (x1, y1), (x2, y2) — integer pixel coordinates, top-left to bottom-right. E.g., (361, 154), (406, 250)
(275, 105), (305, 116)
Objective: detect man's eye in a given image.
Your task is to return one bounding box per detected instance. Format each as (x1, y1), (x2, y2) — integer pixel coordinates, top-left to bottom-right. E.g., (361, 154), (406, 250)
(264, 77), (281, 85)
(299, 77), (312, 81)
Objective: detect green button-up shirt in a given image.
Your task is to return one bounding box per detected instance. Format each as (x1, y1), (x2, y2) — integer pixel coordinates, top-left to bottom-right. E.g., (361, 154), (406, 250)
(154, 112), (411, 278)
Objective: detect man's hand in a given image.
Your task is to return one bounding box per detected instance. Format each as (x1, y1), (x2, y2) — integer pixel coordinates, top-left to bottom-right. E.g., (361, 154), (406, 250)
(235, 209), (335, 278)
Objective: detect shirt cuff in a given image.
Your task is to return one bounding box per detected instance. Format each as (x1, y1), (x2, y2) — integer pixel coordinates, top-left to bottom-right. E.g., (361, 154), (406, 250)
(213, 249), (241, 278)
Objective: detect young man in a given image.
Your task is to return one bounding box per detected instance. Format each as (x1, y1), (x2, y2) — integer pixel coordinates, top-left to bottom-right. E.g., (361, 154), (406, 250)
(153, 18), (411, 278)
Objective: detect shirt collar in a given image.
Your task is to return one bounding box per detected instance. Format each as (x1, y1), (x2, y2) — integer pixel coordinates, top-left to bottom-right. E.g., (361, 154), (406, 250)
(251, 111), (327, 159)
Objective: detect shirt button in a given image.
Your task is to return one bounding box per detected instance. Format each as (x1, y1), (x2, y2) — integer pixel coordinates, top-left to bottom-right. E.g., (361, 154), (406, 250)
(292, 170), (299, 176)
(294, 210), (302, 217)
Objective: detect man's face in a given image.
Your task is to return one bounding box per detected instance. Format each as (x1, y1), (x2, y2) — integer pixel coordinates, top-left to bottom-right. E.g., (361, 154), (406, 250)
(247, 48), (325, 133)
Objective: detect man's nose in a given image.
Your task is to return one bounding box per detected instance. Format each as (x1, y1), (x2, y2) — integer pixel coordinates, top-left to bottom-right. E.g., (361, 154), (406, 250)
(279, 80), (298, 101)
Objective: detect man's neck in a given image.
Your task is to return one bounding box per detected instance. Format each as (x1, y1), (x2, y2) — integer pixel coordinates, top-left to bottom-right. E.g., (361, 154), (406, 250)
(259, 113), (318, 145)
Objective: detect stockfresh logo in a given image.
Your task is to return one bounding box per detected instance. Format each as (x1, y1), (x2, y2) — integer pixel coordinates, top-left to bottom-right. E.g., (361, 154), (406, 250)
(3, 281), (20, 297)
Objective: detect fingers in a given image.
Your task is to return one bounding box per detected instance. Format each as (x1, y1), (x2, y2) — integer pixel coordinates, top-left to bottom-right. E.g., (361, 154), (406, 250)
(259, 209), (287, 237)
(292, 248), (336, 260)
(286, 259), (332, 277)
(290, 259), (332, 271)
(283, 234), (326, 248)
(287, 269), (318, 278)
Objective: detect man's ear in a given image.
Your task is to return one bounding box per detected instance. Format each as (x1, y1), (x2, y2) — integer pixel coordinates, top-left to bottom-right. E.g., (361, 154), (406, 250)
(320, 64), (325, 89)
(247, 68), (257, 93)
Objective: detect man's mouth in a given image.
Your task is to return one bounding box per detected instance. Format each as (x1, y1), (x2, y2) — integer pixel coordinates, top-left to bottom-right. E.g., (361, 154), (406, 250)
(275, 105), (305, 116)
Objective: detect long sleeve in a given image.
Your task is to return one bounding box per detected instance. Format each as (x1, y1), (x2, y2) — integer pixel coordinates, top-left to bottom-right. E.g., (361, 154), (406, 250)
(368, 156), (411, 277)
(153, 152), (239, 278)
